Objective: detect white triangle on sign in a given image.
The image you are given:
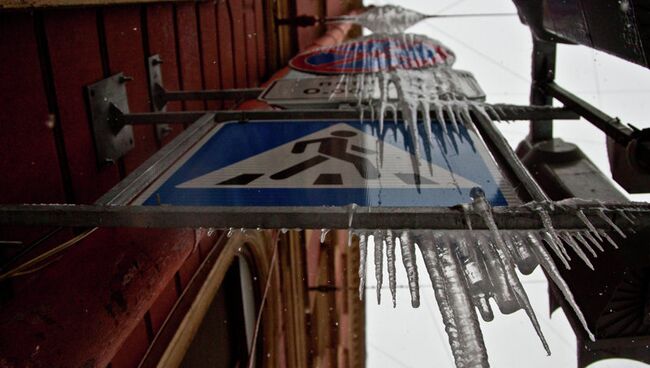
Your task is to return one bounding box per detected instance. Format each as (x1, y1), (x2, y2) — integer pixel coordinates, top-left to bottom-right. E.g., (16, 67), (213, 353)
(176, 123), (479, 189)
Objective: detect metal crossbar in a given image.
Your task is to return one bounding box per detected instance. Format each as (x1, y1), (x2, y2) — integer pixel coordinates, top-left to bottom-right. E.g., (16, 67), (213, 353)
(113, 105), (579, 127)
(0, 203), (646, 229)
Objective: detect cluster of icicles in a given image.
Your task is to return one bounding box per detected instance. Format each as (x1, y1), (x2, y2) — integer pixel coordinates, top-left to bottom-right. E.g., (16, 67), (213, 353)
(327, 33), (504, 162)
(329, 4), (430, 34)
(221, 195), (642, 367)
(344, 191), (640, 368)
(326, 6), (502, 158)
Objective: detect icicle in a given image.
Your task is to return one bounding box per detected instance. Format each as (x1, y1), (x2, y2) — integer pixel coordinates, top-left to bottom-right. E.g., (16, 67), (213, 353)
(320, 228), (330, 244)
(403, 101), (420, 160)
(418, 235), (462, 362)
(419, 231), (490, 367)
(617, 209), (636, 224)
(535, 206), (565, 257)
(434, 102), (447, 136)
(487, 232), (551, 355)
(453, 232), (494, 322)
(560, 231), (594, 270)
(500, 231), (520, 264)
(470, 187), (545, 337)
(459, 99), (473, 125)
(598, 230), (619, 249)
(461, 203), (473, 230)
(574, 232), (598, 258)
(453, 103), (466, 126)
(526, 231), (596, 341)
(470, 103), (493, 126)
(597, 209), (626, 238)
(373, 230), (384, 304)
(227, 227), (234, 238)
(420, 100), (434, 145)
(378, 75), (389, 135)
(347, 203), (357, 247)
(337, 5), (430, 34)
(484, 104), (501, 122)
(542, 231), (571, 268)
(583, 231), (605, 253)
(281, 228), (289, 234)
(358, 232), (368, 300)
(576, 209), (602, 241)
(623, 207), (639, 220)
(399, 231), (420, 308)
(528, 203), (572, 268)
(470, 186), (547, 341)
(475, 233), (519, 314)
(446, 102), (460, 134)
(468, 187), (493, 229)
(470, 188), (535, 310)
(385, 230), (397, 307)
(506, 231), (538, 275)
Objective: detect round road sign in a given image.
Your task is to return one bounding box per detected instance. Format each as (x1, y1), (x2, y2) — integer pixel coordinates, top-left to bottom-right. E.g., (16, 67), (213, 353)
(289, 35), (455, 75)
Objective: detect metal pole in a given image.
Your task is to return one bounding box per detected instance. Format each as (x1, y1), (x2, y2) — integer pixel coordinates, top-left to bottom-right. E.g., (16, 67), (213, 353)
(545, 82), (634, 146)
(473, 111), (551, 201)
(0, 203), (644, 230)
(530, 39), (557, 142)
(160, 87), (264, 103)
(119, 107), (579, 126)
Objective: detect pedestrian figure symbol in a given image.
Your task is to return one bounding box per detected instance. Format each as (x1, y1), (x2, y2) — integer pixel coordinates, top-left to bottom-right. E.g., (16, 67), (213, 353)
(270, 130), (379, 181)
(175, 122), (481, 191)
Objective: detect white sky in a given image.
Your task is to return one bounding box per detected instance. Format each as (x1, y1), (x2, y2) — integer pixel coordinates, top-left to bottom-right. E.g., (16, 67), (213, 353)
(362, 0), (650, 367)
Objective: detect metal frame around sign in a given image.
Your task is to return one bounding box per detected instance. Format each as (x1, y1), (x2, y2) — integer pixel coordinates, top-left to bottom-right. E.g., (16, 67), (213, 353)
(2, 66), (647, 230)
(66, 74), (585, 229)
(127, 117), (521, 208)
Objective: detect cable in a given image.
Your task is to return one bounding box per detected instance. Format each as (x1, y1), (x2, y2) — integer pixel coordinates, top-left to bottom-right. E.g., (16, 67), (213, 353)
(0, 226), (64, 272)
(425, 12), (517, 19)
(246, 230), (280, 368)
(0, 227), (98, 282)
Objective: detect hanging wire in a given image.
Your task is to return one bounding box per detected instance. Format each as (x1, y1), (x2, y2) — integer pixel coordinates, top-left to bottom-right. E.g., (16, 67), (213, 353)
(0, 226), (64, 272)
(0, 227), (98, 282)
(325, 12), (517, 23)
(246, 230), (281, 368)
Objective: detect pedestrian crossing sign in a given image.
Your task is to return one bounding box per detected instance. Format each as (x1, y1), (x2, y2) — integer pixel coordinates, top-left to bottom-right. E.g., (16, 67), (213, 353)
(136, 120), (515, 207)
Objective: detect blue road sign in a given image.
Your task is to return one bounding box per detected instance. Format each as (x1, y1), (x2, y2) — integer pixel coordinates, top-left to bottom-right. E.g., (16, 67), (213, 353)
(136, 120), (514, 207)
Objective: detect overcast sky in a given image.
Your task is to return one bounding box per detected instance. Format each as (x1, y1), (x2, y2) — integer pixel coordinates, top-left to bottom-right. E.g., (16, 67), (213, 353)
(361, 0), (650, 367)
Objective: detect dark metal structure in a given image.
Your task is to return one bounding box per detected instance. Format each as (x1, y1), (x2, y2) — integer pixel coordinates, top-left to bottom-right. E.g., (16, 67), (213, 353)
(510, 2), (650, 366)
(513, 0), (650, 69)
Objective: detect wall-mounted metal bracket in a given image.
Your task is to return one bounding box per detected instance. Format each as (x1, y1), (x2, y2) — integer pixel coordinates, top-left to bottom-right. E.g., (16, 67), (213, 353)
(86, 73), (135, 166)
(147, 54), (173, 141)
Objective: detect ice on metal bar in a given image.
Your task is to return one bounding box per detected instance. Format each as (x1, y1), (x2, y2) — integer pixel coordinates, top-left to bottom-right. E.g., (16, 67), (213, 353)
(320, 228), (330, 243)
(358, 231), (368, 300)
(373, 230), (385, 304)
(399, 230), (420, 308)
(418, 231), (490, 368)
(385, 230), (398, 307)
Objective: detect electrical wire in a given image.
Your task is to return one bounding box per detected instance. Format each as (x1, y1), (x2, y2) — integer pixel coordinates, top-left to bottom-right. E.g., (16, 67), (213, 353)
(326, 12), (516, 23)
(246, 230), (280, 368)
(0, 227), (98, 281)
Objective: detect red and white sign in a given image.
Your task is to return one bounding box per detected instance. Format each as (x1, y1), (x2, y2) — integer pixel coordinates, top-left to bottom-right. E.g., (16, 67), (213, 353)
(289, 36), (455, 75)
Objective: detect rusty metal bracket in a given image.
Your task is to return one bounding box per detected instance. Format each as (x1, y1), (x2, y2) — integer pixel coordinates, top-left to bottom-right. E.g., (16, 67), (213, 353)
(85, 73), (135, 166)
(147, 54), (173, 141)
